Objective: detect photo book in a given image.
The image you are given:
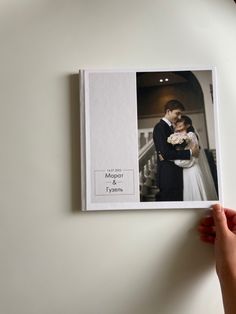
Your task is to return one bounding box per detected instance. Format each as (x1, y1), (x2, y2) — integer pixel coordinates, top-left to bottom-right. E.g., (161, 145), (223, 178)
(80, 68), (222, 211)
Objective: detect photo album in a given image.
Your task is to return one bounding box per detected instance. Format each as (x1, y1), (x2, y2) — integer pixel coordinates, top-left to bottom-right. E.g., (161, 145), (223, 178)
(80, 68), (222, 211)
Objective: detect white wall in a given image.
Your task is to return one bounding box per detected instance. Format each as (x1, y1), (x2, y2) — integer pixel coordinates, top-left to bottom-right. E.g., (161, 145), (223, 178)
(0, 1), (236, 314)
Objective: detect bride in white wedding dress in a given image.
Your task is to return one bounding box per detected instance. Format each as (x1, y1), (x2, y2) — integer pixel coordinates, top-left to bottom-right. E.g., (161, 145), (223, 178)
(173, 116), (218, 201)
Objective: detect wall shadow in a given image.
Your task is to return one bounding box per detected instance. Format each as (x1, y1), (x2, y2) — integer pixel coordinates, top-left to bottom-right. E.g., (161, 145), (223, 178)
(68, 73), (82, 213)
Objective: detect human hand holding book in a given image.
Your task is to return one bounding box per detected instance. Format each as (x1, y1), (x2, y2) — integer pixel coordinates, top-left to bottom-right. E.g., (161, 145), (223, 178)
(199, 204), (236, 314)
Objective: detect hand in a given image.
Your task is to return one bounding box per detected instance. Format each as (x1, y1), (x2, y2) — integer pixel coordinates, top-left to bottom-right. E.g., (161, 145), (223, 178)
(198, 204), (236, 280)
(199, 204), (236, 314)
(191, 143), (200, 158)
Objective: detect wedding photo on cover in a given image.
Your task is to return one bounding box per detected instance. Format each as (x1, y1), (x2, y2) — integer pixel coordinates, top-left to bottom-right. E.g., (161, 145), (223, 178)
(137, 70), (219, 203)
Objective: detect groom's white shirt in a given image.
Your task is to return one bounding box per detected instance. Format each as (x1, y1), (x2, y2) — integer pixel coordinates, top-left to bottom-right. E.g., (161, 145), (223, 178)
(162, 117), (172, 127)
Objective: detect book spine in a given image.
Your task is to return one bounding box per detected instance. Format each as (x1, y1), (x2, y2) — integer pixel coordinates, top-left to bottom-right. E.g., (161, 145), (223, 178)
(79, 70), (86, 211)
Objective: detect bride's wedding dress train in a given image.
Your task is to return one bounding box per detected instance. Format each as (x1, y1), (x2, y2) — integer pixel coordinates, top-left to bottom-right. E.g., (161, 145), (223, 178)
(174, 132), (218, 201)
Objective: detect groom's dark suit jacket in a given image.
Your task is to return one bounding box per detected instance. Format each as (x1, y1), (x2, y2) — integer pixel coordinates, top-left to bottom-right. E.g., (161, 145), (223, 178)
(153, 119), (191, 201)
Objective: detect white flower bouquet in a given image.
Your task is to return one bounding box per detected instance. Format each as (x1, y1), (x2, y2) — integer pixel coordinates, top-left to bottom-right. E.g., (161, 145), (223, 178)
(167, 133), (190, 149)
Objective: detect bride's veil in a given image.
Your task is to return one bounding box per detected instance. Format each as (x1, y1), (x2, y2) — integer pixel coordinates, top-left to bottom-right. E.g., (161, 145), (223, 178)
(196, 131), (218, 200)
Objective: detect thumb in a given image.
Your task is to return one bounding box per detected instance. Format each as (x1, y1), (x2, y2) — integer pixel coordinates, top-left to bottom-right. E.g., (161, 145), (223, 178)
(212, 204), (229, 237)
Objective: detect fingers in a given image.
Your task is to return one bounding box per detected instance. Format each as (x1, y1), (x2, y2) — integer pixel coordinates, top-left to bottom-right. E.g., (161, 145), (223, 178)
(198, 205), (236, 243)
(212, 204), (229, 237)
(199, 234), (215, 244)
(224, 208), (236, 218)
(199, 207), (236, 225)
(198, 223), (216, 244)
(199, 215), (214, 227)
(232, 215), (236, 225)
(222, 207), (236, 230)
(198, 225), (215, 234)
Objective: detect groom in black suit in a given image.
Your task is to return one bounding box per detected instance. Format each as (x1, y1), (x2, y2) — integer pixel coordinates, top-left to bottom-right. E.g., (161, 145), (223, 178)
(153, 100), (198, 201)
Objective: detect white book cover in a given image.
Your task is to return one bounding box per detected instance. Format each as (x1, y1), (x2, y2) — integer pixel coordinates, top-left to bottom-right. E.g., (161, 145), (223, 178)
(80, 68), (222, 211)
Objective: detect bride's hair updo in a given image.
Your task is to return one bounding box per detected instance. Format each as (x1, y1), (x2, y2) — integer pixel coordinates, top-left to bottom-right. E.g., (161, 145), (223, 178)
(178, 115), (196, 133)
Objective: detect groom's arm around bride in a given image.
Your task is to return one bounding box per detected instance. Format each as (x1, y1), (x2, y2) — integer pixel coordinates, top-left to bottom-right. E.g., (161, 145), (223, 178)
(152, 100), (199, 201)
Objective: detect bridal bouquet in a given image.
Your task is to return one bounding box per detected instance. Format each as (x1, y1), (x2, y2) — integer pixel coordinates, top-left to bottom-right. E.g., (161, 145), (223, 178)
(167, 133), (190, 149)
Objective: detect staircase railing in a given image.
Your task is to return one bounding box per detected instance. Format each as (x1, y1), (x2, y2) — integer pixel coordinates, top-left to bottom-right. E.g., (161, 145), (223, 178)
(138, 130), (158, 201)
